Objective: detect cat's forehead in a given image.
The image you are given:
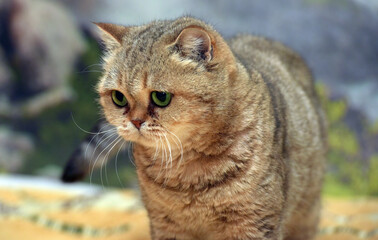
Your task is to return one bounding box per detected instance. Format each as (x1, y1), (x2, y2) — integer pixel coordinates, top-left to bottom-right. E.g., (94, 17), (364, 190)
(114, 22), (178, 91)
(101, 17), (213, 95)
(106, 53), (170, 97)
(123, 21), (171, 58)
(120, 18), (208, 68)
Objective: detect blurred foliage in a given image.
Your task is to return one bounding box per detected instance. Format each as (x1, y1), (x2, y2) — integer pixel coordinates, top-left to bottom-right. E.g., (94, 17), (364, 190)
(368, 155), (378, 196)
(328, 124), (359, 156)
(18, 37), (136, 188)
(368, 120), (378, 135)
(317, 83), (378, 197)
(21, 38), (101, 174)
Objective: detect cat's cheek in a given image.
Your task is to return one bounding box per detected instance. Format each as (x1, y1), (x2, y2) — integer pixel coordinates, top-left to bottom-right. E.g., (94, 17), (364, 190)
(117, 125), (136, 142)
(167, 124), (191, 143)
(102, 111), (121, 128)
(101, 112), (116, 126)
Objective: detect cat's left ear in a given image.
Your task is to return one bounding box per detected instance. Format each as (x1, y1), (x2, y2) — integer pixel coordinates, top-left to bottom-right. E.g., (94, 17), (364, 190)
(94, 22), (128, 51)
(174, 27), (213, 62)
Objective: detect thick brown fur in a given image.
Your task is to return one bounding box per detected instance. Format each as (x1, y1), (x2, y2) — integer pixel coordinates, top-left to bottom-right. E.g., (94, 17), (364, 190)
(96, 17), (327, 240)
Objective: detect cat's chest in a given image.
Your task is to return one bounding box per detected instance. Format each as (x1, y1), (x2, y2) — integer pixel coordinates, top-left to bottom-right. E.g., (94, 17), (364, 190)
(146, 185), (256, 239)
(154, 190), (228, 232)
(141, 172), (254, 218)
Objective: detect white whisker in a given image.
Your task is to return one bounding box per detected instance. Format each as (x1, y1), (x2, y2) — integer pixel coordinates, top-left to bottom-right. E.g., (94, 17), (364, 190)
(78, 63), (102, 74)
(166, 129), (184, 169)
(89, 129), (117, 161)
(84, 124), (116, 160)
(98, 135), (122, 189)
(127, 141), (135, 167)
(80, 70), (103, 73)
(161, 133), (170, 186)
(152, 136), (160, 163)
(163, 133), (173, 181)
(115, 141), (127, 189)
(89, 131), (119, 186)
(102, 136), (123, 187)
(155, 135), (165, 182)
(71, 114), (115, 135)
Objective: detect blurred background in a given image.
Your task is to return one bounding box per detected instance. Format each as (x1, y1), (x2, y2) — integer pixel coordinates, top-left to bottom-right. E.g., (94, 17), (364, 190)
(0, 0), (377, 197)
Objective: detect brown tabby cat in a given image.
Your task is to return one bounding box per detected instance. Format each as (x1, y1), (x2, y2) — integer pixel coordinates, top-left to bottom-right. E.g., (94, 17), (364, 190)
(95, 17), (327, 240)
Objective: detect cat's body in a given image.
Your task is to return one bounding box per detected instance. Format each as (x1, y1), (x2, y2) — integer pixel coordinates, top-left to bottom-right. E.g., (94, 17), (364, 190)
(135, 34), (326, 240)
(69, 17), (327, 240)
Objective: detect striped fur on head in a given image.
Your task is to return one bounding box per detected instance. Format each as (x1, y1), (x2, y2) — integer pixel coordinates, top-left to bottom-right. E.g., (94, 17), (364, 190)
(96, 17), (238, 153)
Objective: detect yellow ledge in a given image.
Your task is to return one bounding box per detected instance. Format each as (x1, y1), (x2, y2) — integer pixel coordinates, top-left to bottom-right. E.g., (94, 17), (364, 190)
(0, 183), (377, 240)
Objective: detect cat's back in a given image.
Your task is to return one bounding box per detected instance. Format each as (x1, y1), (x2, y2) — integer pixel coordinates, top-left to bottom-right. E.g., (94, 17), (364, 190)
(229, 34), (327, 148)
(229, 35), (315, 98)
(228, 35), (327, 238)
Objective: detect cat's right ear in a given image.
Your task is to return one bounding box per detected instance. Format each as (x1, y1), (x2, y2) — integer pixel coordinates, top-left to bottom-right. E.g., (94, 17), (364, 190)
(94, 22), (128, 51)
(174, 27), (213, 62)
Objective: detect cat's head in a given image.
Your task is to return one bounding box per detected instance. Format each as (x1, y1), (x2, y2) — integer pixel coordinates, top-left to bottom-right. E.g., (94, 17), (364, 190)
(96, 17), (239, 150)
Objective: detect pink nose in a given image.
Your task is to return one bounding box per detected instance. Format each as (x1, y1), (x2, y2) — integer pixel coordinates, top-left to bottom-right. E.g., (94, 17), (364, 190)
(131, 119), (145, 130)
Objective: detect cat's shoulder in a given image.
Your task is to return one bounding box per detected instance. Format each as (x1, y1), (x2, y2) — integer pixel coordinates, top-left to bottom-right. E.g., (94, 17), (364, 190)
(228, 34), (304, 65)
(228, 34), (314, 93)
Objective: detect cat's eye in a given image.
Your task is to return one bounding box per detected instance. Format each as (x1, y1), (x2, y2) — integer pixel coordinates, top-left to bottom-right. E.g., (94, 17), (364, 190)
(111, 90), (128, 107)
(151, 91), (172, 107)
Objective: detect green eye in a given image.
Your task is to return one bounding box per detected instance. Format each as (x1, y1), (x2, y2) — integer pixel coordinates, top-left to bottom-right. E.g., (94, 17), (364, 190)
(111, 90), (128, 107)
(151, 91), (172, 107)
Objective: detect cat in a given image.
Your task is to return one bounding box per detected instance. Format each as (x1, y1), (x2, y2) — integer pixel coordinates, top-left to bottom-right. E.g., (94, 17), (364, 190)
(67, 16), (328, 240)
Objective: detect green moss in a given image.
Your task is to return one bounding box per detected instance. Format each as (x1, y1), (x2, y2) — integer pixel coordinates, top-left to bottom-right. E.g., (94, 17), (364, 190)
(316, 83), (378, 197)
(326, 100), (347, 124)
(368, 155), (378, 196)
(328, 124), (359, 155)
(22, 37), (102, 175)
(325, 155), (378, 197)
(323, 174), (356, 197)
(368, 120), (378, 135)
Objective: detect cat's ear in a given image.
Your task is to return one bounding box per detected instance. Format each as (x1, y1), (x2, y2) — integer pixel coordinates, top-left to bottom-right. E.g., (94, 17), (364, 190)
(175, 27), (213, 62)
(94, 22), (128, 51)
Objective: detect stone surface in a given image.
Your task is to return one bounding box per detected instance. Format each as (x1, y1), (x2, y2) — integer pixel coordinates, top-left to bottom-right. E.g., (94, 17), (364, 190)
(0, 129), (33, 172)
(0, 175), (377, 240)
(9, 0), (86, 92)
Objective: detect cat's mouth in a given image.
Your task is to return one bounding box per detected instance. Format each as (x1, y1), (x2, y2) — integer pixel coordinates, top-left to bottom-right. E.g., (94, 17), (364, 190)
(117, 126), (163, 144)
(118, 126), (183, 151)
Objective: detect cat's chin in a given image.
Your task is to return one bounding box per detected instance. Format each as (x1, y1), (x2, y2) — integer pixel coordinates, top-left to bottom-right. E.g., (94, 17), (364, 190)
(117, 126), (183, 149)
(118, 132), (161, 148)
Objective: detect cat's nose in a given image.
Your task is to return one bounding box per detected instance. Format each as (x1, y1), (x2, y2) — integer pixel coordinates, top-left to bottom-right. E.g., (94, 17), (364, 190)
(131, 119), (145, 130)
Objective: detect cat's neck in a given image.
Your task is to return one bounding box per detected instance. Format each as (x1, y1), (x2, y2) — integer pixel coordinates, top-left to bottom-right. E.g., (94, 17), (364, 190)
(133, 131), (248, 192)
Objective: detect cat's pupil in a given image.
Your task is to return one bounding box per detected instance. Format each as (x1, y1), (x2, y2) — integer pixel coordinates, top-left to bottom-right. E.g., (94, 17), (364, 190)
(115, 91), (124, 101)
(156, 92), (166, 102)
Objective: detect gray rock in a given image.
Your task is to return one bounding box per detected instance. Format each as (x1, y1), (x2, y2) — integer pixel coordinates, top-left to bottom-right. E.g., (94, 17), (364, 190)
(0, 127), (34, 172)
(0, 48), (12, 91)
(9, 0), (86, 91)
